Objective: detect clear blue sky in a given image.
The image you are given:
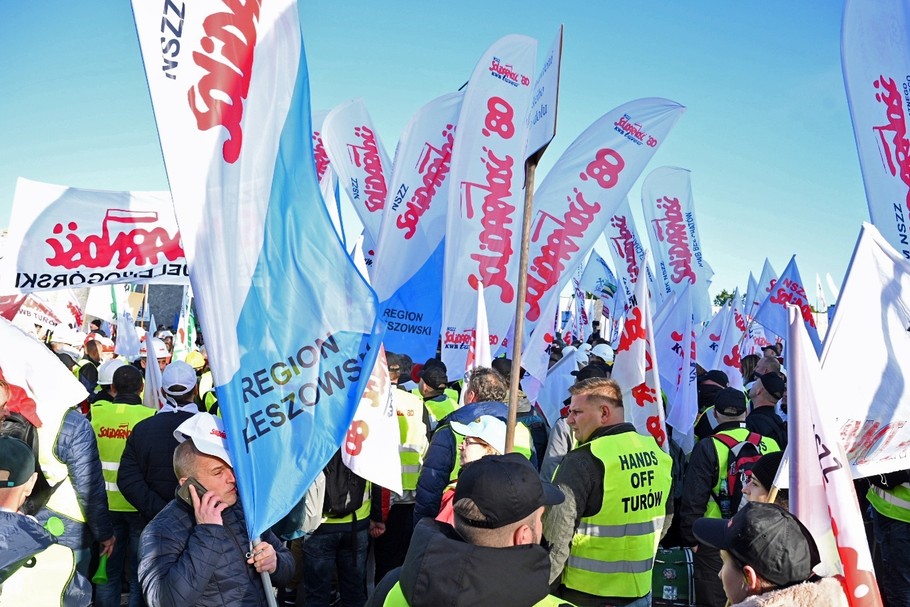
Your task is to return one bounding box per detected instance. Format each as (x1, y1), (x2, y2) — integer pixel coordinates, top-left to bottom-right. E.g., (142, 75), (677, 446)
(0, 1), (867, 302)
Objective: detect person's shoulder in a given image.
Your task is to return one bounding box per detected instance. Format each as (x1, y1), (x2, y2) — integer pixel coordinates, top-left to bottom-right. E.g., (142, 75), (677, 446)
(145, 500), (192, 533)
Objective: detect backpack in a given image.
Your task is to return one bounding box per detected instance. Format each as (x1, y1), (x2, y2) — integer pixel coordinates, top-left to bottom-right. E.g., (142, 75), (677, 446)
(0, 412), (57, 515)
(711, 431), (764, 519)
(322, 450), (367, 518)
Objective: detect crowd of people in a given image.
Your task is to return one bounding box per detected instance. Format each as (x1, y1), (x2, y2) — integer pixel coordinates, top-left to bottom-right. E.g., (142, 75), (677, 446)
(0, 325), (907, 606)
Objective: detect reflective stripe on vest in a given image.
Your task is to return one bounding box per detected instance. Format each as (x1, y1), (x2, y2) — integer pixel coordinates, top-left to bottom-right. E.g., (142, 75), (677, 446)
(380, 581), (572, 607)
(705, 428), (780, 519)
(395, 391), (427, 492)
(2, 541), (78, 605)
(868, 483), (910, 524)
(424, 396), (457, 426)
(36, 412), (84, 524)
(562, 432), (672, 599)
(90, 402), (155, 512)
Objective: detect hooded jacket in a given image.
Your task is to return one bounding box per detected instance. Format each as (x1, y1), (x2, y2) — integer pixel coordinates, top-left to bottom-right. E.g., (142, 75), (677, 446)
(367, 519), (567, 607)
(731, 577), (848, 607)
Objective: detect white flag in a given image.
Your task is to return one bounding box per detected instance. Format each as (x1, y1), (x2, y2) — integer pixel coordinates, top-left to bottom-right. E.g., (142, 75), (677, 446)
(465, 282), (493, 373)
(696, 304), (728, 371)
(654, 284), (697, 436)
(112, 285), (141, 361)
(532, 351), (576, 427)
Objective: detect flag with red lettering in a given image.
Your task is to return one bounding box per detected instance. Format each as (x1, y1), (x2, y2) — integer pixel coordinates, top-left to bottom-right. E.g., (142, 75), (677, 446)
(640, 166), (713, 324)
(604, 197), (660, 310)
(372, 92), (462, 302)
(611, 263), (668, 451)
(843, 0), (910, 261)
(531, 349), (576, 426)
(744, 271), (758, 318)
(322, 99), (393, 246)
(1, 178), (188, 293)
(341, 347), (402, 496)
(820, 223), (910, 477)
(751, 258), (778, 317)
(521, 99), (685, 343)
(441, 35), (537, 372)
(312, 109), (346, 247)
(0, 294), (26, 321)
(789, 305), (884, 607)
(714, 289), (746, 390)
(521, 282), (562, 403)
(753, 256), (821, 354)
(132, 0), (383, 540)
(654, 284), (697, 436)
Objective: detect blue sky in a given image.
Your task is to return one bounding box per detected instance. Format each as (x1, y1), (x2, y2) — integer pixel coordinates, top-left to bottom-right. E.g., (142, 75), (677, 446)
(0, 1), (867, 302)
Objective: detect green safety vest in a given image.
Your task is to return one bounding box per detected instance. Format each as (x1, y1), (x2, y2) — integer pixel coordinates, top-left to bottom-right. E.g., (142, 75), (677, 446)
(562, 432), (672, 599)
(381, 581), (574, 606)
(203, 390), (221, 417)
(868, 482), (910, 524)
(395, 391), (427, 491)
(2, 541), (79, 606)
(322, 482), (372, 525)
(448, 421), (535, 481)
(90, 401), (156, 512)
(423, 393), (458, 426)
(705, 428), (780, 519)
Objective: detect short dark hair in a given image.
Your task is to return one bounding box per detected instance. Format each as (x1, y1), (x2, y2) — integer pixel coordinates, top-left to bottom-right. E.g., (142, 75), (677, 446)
(113, 365), (143, 395)
(173, 439), (201, 478)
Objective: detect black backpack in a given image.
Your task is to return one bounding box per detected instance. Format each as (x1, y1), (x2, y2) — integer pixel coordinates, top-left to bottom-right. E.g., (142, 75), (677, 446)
(712, 431), (765, 519)
(0, 412), (57, 515)
(322, 450), (367, 518)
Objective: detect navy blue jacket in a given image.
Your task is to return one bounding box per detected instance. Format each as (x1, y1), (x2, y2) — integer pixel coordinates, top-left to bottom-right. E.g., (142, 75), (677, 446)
(139, 498), (294, 607)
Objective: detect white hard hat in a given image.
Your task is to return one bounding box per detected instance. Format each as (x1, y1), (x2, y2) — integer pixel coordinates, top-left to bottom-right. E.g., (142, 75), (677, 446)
(98, 359), (127, 386)
(590, 343), (615, 363)
(140, 337), (169, 359)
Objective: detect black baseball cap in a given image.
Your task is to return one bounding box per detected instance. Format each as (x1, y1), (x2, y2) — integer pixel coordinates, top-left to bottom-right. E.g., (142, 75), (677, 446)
(714, 387), (747, 416)
(454, 453), (564, 528)
(420, 364), (448, 390)
(698, 369), (729, 388)
(0, 436), (36, 488)
(693, 502), (820, 587)
(757, 372), (786, 401)
(571, 364), (608, 382)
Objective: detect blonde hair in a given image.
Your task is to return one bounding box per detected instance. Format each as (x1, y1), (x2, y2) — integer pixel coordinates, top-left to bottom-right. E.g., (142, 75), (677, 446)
(568, 377), (623, 408)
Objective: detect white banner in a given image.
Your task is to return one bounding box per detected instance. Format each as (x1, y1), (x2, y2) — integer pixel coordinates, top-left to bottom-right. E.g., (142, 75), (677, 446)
(640, 166), (712, 324)
(522, 99), (686, 343)
(323, 98), (393, 246)
(842, 0), (910, 260)
(654, 284), (697, 436)
(696, 304), (728, 371)
(441, 35), (537, 371)
(578, 250), (619, 302)
(604, 197), (659, 308)
(821, 223), (910, 477)
(714, 289), (745, 390)
(526, 26), (562, 158)
(312, 109), (345, 247)
(342, 347), (403, 496)
(611, 262), (668, 451)
(2, 178), (188, 292)
(372, 92), (463, 302)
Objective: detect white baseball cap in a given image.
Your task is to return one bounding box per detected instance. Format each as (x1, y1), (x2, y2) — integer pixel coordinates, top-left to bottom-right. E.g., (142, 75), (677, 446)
(98, 359), (127, 386)
(174, 413), (232, 467)
(451, 415), (507, 455)
(162, 361), (197, 395)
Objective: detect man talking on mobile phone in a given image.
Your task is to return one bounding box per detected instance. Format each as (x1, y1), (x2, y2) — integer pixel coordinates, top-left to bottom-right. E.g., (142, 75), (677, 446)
(138, 413), (294, 606)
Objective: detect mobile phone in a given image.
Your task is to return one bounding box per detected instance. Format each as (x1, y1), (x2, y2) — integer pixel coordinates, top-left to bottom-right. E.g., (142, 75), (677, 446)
(176, 477), (208, 506)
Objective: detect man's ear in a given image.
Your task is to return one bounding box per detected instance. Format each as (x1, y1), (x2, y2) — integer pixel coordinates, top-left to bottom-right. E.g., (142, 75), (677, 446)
(512, 524), (534, 547)
(22, 471), (39, 497)
(743, 565), (762, 593)
(178, 477), (188, 486)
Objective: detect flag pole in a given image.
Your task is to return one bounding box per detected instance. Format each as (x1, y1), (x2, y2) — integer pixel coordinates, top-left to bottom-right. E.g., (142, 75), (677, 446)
(506, 156), (539, 453)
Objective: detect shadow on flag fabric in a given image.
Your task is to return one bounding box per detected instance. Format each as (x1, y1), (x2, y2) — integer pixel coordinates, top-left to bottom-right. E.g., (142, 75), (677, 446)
(531, 351), (576, 427)
(820, 223), (910, 477)
(753, 255), (821, 355)
(142, 315), (165, 410)
(695, 303), (727, 371)
(788, 305), (883, 607)
(112, 284), (140, 361)
(611, 257), (668, 451)
(132, 0), (383, 540)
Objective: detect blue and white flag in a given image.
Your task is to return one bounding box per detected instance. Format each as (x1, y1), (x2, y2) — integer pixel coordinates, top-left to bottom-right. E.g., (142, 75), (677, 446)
(132, 0), (382, 540)
(754, 256), (821, 355)
(579, 251), (618, 302)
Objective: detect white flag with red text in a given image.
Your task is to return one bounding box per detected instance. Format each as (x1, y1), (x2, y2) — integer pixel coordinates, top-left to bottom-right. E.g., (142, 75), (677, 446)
(604, 197), (661, 310)
(789, 305), (883, 607)
(312, 109), (345, 247)
(654, 284), (698, 436)
(322, 99), (393, 246)
(1, 178), (188, 292)
(372, 92), (463, 302)
(521, 99), (686, 342)
(532, 350), (576, 427)
(611, 264), (668, 451)
(842, 0), (910, 261)
(342, 347), (403, 496)
(696, 304), (727, 371)
(441, 35), (537, 372)
(714, 289), (746, 390)
(640, 166), (712, 325)
(820, 223), (910, 477)
(753, 256), (821, 354)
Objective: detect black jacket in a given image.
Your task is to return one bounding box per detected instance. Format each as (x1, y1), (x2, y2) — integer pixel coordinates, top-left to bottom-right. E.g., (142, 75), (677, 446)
(746, 405), (787, 449)
(118, 410), (196, 521)
(367, 519), (561, 607)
